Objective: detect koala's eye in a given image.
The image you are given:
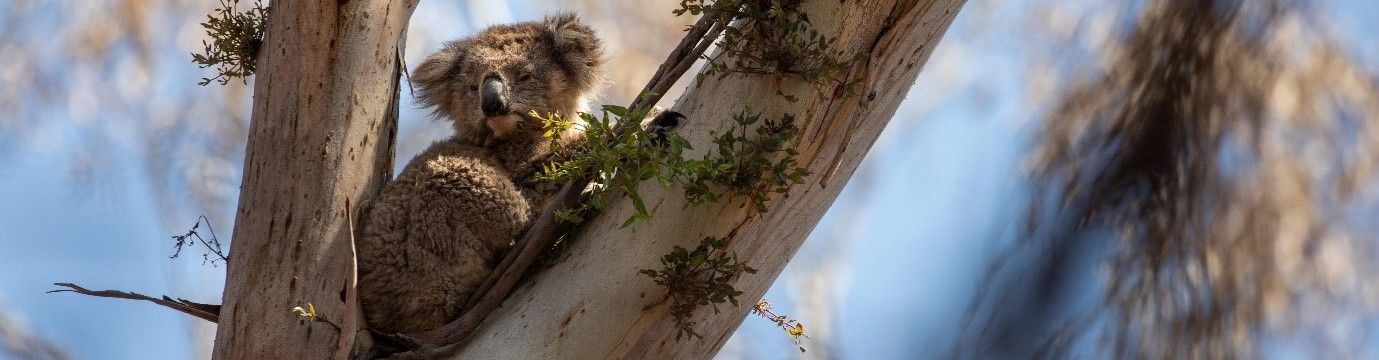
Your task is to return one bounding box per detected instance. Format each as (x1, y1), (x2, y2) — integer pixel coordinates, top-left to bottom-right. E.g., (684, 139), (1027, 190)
(469, 85), (479, 92)
(518, 73), (532, 82)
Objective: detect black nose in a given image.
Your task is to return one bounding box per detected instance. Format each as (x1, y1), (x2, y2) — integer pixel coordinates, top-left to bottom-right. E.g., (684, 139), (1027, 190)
(481, 74), (509, 116)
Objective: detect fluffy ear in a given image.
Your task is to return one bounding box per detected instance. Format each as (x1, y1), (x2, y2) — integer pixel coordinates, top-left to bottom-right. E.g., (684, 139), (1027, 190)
(544, 13), (603, 90)
(411, 44), (462, 114)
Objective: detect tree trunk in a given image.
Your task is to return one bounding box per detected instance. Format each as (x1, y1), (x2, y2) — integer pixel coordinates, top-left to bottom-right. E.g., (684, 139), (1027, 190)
(212, 1), (417, 359)
(453, 0), (964, 358)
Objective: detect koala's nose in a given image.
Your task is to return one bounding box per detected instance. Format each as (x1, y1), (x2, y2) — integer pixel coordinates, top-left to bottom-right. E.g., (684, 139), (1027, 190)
(481, 74), (510, 117)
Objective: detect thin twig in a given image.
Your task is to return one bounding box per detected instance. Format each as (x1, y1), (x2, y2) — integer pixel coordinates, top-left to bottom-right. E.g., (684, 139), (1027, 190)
(170, 215), (229, 265)
(629, 9), (726, 114)
(650, 16), (730, 107)
(383, 8), (738, 356)
(48, 283), (220, 323)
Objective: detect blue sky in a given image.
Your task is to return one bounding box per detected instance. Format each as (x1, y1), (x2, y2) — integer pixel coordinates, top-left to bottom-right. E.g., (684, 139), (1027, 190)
(1, 1), (1377, 359)
(0, 130), (195, 359)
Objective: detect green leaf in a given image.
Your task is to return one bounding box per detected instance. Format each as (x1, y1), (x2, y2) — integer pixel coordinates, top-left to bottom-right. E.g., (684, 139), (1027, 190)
(602, 105), (629, 118)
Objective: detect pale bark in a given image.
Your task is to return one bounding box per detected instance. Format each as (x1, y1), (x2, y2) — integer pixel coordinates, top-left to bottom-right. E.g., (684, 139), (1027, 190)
(212, 1), (418, 359)
(454, 0), (965, 358)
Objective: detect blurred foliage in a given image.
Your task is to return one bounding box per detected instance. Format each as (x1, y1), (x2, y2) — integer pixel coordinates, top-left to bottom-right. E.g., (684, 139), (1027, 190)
(0, 0), (251, 231)
(960, 0), (1379, 358)
(0, 0), (262, 357)
(191, 0), (267, 86)
(0, 302), (70, 360)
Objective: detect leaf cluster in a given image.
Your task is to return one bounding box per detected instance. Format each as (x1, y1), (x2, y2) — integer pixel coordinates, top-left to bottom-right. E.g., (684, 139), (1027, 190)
(536, 106), (807, 227)
(191, 0), (267, 86)
(533, 106), (693, 228)
(639, 236), (757, 340)
(677, 109), (807, 214)
(680, 0), (860, 101)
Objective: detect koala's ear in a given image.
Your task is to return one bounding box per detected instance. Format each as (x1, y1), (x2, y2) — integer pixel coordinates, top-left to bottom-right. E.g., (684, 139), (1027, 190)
(412, 45), (463, 113)
(544, 13), (603, 89)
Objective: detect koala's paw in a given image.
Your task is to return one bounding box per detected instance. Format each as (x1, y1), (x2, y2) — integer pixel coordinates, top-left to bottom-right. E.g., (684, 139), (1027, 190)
(644, 107), (686, 145)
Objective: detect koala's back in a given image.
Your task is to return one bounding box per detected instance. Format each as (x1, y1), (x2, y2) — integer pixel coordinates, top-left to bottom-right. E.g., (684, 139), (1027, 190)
(356, 139), (532, 333)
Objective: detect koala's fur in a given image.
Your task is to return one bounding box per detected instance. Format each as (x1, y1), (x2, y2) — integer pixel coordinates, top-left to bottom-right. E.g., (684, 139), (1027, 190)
(355, 14), (604, 333)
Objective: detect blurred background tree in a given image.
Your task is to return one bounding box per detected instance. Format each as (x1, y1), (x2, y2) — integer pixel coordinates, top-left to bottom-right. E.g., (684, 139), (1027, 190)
(960, 0), (1379, 358)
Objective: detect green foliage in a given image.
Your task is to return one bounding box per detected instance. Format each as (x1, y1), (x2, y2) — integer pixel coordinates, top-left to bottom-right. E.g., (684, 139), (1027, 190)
(536, 107), (805, 342)
(639, 236), (757, 340)
(656, 0), (842, 349)
(679, 0), (860, 102)
(535, 107), (807, 227)
(533, 106), (693, 228)
(677, 109), (807, 214)
(191, 0), (267, 86)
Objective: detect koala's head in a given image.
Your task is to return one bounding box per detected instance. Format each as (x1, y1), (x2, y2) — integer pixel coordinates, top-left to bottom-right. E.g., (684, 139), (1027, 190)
(412, 13), (604, 144)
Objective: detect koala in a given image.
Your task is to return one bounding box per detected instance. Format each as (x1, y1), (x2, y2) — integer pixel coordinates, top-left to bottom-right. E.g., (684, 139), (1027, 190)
(356, 13), (683, 334)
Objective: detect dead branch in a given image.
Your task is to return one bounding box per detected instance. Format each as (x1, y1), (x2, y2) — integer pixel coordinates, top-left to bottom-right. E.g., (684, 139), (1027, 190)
(48, 283), (220, 323)
(169, 215), (229, 266)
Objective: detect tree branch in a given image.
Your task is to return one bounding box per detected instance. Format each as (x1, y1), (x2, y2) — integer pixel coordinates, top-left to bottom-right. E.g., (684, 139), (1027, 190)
(48, 283), (220, 323)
